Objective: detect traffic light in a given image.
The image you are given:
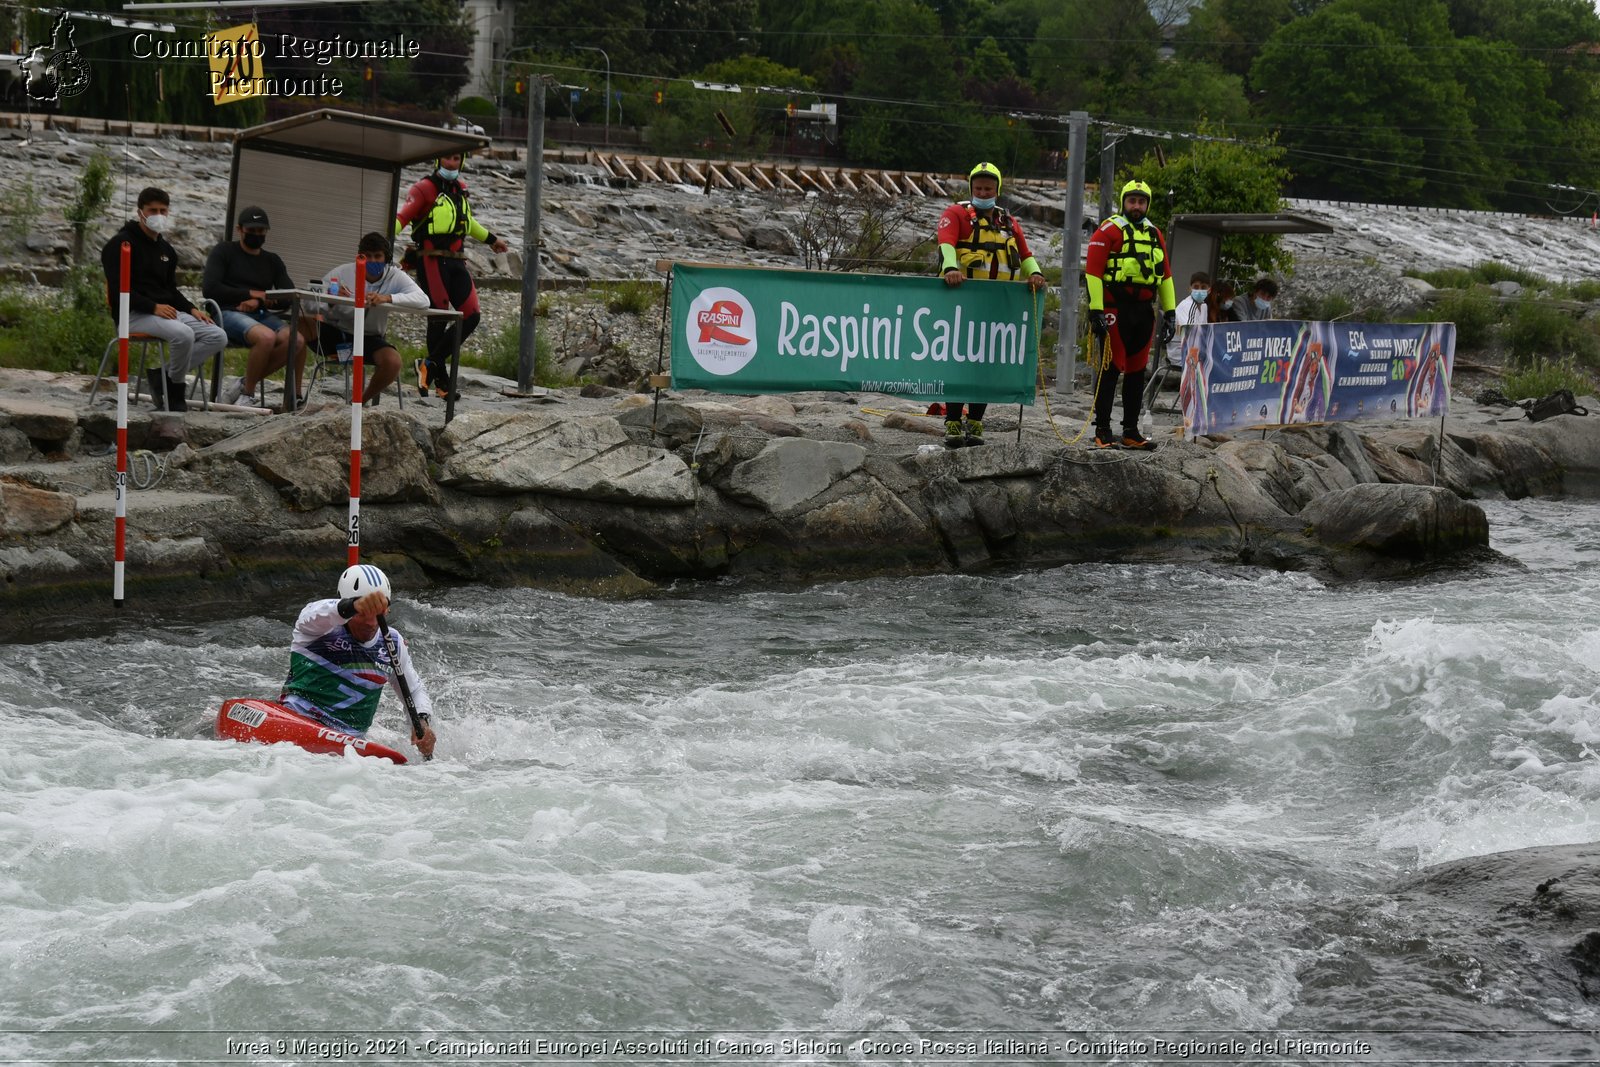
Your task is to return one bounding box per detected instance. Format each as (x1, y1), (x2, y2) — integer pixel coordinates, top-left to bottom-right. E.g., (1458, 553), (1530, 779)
(653, 89), (663, 105)
(515, 79), (524, 95)
(364, 65), (372, 81)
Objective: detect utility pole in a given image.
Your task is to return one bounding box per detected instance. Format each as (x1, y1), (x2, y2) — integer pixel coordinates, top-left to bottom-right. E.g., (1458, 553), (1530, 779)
(1057, 111), (1089, 396)
(1099, 125), (1117, 226)
(518, 77), (546, 392)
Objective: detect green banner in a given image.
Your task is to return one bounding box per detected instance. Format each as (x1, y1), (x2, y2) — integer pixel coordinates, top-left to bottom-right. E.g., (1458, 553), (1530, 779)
(670, 264), (1040, 404)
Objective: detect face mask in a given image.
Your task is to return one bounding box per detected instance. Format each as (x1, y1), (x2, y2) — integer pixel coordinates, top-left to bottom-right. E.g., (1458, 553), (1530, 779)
(365, 261), (387, 282)
(143, 212), (173, 235)
(242, 232), (266, 250)
(1255, 297), (1272, 311)
(1191, 289), (1209, 302)
(970, 196), (996, 210)
(437, 167), (460, 181)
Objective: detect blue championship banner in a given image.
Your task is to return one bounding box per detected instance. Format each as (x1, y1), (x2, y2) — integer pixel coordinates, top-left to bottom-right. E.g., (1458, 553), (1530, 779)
(1178, 320), (1455, 438)
(670, 264), (1039, 403)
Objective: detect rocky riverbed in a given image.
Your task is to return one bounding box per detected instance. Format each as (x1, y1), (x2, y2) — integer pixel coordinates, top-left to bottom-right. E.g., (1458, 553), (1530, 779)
(2, 351), (1598, 640)
(5, 125), (1600, 634)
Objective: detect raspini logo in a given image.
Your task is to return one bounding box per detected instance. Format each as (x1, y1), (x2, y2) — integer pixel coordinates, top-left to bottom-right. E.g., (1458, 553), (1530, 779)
(685, 286), (757, 376)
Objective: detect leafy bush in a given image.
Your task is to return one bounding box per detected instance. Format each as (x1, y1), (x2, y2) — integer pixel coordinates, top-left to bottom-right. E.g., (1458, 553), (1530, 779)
(1507, 295), (1600, 365)
(465, 320), (560, 385)
(0, 266), (116, 372)
(455, 96), (496, 118)
(66, 151), (115, 261)
(602, 279), (663, 317)
(1473, 261), (1546, 288)
(1294, 291), (1353, 321)
(1426, 286), (1500, 349)
(1570, 280), (1600, 302)
(1125, 124), (1293, 281)
(1407, 267), (1475, 290)
(1503, 356), (1597, 401)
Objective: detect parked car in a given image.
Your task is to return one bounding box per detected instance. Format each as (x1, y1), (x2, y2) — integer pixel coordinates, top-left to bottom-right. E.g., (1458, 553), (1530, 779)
(443, 116), (486, 135)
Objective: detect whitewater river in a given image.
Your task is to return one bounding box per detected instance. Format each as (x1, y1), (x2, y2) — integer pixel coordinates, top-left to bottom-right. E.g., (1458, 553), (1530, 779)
(3, 498), (1599, 1065)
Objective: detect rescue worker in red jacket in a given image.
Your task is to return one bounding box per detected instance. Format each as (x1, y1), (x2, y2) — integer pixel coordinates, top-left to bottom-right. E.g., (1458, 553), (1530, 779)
(937, 161), (1048, 447)
(394, 152), (509, 399)
(1084, 179), (1176, 450)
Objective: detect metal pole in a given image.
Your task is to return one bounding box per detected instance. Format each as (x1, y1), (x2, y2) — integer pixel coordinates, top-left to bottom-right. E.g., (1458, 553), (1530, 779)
(1099, 126), (1117, 225)
(1057, 111), (1089, 396)
(575, 47), (610, 146)
(517, 78), (546, 392)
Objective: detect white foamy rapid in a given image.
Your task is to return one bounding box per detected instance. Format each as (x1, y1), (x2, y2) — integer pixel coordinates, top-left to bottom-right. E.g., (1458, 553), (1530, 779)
(3, 498), (1598, 1060)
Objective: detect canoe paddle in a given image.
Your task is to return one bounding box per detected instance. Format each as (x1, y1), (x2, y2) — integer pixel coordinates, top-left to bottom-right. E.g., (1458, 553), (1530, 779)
(377, 613), (431, 761)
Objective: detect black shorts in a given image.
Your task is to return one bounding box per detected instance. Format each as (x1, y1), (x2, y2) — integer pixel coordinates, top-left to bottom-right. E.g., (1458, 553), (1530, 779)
(312, 322), (393, 359)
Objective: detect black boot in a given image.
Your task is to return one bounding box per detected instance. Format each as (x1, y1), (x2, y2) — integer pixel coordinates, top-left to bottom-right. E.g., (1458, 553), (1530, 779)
(165, 372), (188, 414)
(145, 369), (167, 410)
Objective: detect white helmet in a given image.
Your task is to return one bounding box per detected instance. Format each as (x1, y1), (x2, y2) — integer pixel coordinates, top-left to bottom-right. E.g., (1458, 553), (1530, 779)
(338, 564), (392, 602)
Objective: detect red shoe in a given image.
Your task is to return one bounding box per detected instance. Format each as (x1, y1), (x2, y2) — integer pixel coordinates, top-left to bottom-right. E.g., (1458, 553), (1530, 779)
(1092, 430), (1119, 449)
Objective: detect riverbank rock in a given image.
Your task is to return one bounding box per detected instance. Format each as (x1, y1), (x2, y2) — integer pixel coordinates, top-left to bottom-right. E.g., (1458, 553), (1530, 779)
(0, 364), (1596, 636)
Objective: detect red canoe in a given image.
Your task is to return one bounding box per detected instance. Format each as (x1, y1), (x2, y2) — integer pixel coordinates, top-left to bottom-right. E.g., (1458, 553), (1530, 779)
(215, 698), (409, 764)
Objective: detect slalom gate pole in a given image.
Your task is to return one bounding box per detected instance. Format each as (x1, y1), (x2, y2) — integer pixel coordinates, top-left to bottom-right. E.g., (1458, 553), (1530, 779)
(114, 241), (130, 606)
(348, 255), (366, 566)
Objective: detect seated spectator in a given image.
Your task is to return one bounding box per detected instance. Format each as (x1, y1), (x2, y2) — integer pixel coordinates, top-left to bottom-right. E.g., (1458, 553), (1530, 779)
(305, 232), (428, 404)
(203, 205), (303, 406)
(100, 186), (227, 413)
(1208, 279), (1240, 323)
(1169, 270), (1211, 364)
(1232, 277), (1280, 321)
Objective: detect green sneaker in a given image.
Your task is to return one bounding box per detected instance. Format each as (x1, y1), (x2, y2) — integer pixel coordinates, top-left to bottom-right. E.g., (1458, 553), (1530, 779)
(943, 419), (964, 449)
(963, 418), (985, 446)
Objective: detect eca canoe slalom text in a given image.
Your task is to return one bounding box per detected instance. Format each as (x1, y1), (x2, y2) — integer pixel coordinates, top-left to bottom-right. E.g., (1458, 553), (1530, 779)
(223, 1034), (1380, 1060)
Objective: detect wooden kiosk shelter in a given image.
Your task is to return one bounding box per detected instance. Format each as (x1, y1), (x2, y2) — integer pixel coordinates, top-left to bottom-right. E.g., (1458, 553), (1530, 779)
(1167, 213), (1335, 290)
(225, 109), (491, 286)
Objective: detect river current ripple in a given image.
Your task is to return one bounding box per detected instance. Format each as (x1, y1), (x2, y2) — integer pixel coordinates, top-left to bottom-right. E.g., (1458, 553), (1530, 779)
(2, 498), (1598, 1062)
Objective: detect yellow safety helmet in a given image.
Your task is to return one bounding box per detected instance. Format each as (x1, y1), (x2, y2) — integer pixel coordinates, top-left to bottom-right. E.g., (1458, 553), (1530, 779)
(968, 161), (1003, 193)
(1120, 179), (1153, 206)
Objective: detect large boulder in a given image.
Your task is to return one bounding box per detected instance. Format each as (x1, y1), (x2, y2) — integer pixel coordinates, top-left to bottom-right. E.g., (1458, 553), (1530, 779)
(1300, 483), (1488, 559)
(1500, 402), (1600, 496)
(724, 438), (867, 515)
(437, 410), (695, 506)
(0, 476), (76, 536)
(0, 397), (76, 447)
(202, 409), (438, 510)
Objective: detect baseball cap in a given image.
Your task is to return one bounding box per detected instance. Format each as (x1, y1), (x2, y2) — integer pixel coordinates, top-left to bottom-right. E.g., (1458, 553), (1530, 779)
(237, 206), (270, 229)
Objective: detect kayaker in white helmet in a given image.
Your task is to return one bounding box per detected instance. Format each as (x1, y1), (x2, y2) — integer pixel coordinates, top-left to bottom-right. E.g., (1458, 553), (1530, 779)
(279, 565), (437, 759)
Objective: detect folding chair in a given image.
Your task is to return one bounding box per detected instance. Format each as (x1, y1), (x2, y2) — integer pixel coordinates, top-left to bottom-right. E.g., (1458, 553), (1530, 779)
(304, 341), (406, 409)
(1143, 340), (1185, 415)
(88, 298), (218, 412)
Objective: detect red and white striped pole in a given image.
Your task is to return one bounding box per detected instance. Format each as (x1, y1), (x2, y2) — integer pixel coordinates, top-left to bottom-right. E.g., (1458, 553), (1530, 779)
(114, 241), (130, 606)
(347, 254), (366, 566)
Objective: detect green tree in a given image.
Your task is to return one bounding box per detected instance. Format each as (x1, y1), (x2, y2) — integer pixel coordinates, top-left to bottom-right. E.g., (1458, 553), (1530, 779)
(1028, 0), (1161, 114)
(1176, 0), (1297, 84)
(840, 0), (978, 169)
(638, 0), (758, 71)
(1251, 0), (1480, 203)
(1124, 129), (1293, 280)
(967, 0), (1053, 79)
(65, 150), (115, 262)
(647, 56), (814, 157)
(1130, 59), (1251, 128)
